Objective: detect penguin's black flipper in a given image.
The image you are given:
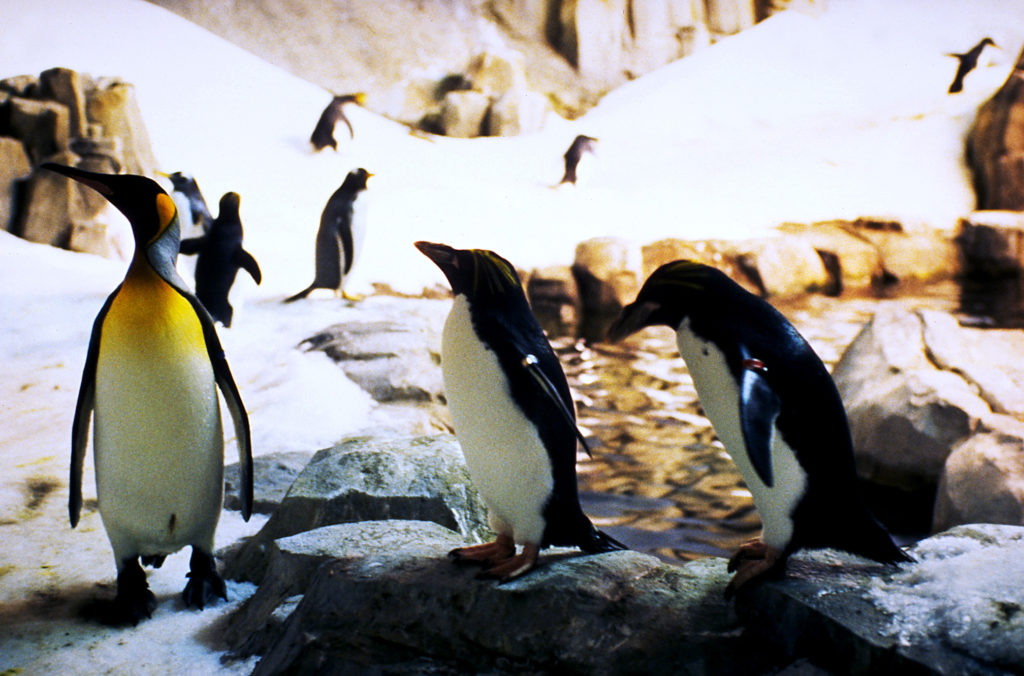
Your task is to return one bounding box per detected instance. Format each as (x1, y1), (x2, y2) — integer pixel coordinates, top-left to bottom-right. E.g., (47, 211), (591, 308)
(339, 211), (355, 276)
(70, 288), (119, 528)
(521, 353), (593, 457)
(185, 292), (254, 520)
(179, 237), (204, 255)
(739, 354), (780, 489)
(236, 249), (262, 284)
(283, 284), (316, 303)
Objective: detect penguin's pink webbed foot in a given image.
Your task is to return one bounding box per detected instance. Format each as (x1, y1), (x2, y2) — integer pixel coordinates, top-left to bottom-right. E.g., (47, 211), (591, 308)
(449, 532), (515, 567)
(478, 542), (540, 582)
(724, 538), (784, 598)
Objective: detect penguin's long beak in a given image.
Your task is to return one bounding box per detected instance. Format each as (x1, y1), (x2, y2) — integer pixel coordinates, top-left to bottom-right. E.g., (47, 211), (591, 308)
(606, 300), (660, 343)
(415, 241), (456, 269)
(42, 162), (116, 197)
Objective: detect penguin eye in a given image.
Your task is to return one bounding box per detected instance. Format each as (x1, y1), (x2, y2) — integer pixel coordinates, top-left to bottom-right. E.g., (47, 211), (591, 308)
(155, 193), (177, 234)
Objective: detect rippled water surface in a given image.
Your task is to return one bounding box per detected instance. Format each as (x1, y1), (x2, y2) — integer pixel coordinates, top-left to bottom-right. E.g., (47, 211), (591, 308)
(564, 282), (962, 562)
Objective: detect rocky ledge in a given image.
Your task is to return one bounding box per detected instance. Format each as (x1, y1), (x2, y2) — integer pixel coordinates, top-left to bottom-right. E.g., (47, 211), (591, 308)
(219, 433), (1024, 675)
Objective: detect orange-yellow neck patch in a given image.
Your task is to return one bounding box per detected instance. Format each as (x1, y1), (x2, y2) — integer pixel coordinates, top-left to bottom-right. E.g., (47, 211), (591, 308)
(153, 193), (177, 243)
(104, 261), (206, 355)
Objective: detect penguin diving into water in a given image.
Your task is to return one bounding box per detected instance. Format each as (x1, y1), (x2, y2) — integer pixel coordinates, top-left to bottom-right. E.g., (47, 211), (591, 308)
(606, 260), (910, 596)
(559, 135), (597, 186)
(415, 241), (625, 580)
(179, 191), (262, 327)
(284, 168), (371, 303)
(310, 92), (367, 151)
(947, 37), (996, 94)
(43, 163), (254, 625)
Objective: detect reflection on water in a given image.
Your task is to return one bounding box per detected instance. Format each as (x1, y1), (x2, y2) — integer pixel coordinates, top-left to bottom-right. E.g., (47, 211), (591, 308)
(564, 281), (963, 563)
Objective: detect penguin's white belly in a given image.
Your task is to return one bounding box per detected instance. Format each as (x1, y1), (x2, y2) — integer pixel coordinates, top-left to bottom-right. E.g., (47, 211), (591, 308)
(441, 295), (553, 545)
(346, 198), (368, 277)
(94, 281), (223, 559)
(676, 319), (806, 550)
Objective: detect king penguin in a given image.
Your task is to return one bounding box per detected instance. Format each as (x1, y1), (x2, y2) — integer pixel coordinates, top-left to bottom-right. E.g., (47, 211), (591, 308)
(606, 260), (910, 595)
(415, 241), (625, 580)
(284, 168), (371, 303)
(559, 135), (597, 186)
(947, 37), (996, 94)
(310, 92), (367, 152)
(179, 191), (262, 327)
(43, 163), (254, 624)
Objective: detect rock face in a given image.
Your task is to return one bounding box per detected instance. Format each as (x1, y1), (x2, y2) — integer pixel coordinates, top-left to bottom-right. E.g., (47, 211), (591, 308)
(224, 450), (314, 515)
(956, 210), (1024, 278)
(572, 236), (641, 341)
(223, 435), (491, 584)
(0, 68), (158, 257)
(833, 306), (1024, 531)
(967, 44), (1024, 210)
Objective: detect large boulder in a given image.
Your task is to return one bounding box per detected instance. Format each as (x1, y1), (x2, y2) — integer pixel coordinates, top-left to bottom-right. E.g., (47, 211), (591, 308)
(85, 79), (158, 176)
(725, 236), (830, 297)
(572, 236), (641, 341)
(223, 435), (491, 584)
(777, 221), (888, 293)
(0, 137), (31, 232)
(526, 264), (581, 338)
(7, 96), (69, 163)
(967, 44), (1024, 210)
(956, 210), (1024, 278)
(439, 89), (491, 138)
(224, 450), (314, 515)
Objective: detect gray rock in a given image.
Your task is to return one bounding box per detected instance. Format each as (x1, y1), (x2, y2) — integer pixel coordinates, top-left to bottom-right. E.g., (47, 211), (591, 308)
(834, 306), (990, 491)
(933, 414), (1024, 532)
(737, 524), (1024, 674)
(237, 521), (756, 675)
(300, 318), (443, 403)
(223, 435), (490, 584)
(224, 450), (314, 515)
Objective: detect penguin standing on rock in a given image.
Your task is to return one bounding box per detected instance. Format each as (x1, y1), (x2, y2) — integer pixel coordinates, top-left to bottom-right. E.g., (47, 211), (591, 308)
(606, 260), (910, 596)
(310, 93), (367, 151)
(947, 38), (996, 94)
(43, 163), (254, 625)
(284, 168), (371, 303)
(180, 191), (262, 327)
(416, 241), (625, 580)
(559, 135), (597, 186)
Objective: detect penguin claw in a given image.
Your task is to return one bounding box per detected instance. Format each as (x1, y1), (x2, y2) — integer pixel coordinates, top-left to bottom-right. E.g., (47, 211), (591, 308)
(727, 538), (770, 573)
(100, 558), (156, 625)
(478, 543), (540, 582)
(724, 541), (784, 598)
(182, 549), (227, 610)
(448, 534), (516, 567)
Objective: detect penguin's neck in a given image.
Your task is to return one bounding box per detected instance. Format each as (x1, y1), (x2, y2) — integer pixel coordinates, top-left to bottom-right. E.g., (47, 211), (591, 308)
(114, 256), (203, 347)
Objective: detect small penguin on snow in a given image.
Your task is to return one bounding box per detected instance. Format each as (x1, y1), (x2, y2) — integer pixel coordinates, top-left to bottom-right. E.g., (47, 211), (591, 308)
(559, 134), (597, 186)
(416, 241), (625, 580)
(44, 163), (254, 625)
(606, 260), (910, 595)
(284, 168), (371, 303)
(310, 92), (367, 152)
(947, 38), (996, 94)
(179, 191), (262, 327)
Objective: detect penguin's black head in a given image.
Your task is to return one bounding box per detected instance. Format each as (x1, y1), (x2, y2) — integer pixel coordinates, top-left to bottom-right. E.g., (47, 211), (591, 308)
(415, 241), (523, 299)
(164, 171), (196, 194)
(607, 260), (727, 342)
(43, 163), (178, 249)
(219, 191), (241, 214)
(341, 168), (372, 193)
(333, 92), (366, 106)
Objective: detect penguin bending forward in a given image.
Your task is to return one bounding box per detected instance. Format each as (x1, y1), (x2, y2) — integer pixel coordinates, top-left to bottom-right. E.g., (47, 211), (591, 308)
(180, 191), (262, 327)
(416, 241), (625, 580)
(310, 92), (367, 151)
(559, 134), (597, 186)
(44, 163), (254, 625)
(284, 168), (371, 303)
(947, 37), (996, 94)
(606, 260), (910, 596)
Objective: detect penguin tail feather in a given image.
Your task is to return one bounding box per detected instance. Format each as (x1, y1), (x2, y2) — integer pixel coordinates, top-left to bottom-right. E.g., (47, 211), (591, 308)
(580, 528), (629, 554)
(283, 284), (316, 303)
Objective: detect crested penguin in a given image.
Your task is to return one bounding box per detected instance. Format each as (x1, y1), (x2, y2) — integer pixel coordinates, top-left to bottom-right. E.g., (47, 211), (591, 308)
(606, 260), (910, 595)
(284, 168), (371, 303)
(310, 92), (367, 151)
(44, 163), (254, 624)
(179, 191), (262, 327)
(415, 241), (625, 580)
(559, 135), (597, 186)
(947, 37), (996, 94)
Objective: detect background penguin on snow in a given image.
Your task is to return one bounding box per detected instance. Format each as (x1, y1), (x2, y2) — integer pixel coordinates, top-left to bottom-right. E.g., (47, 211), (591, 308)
(947, 37), (996, 94)
(559, 134), (597, 186)
(43, 163), (254, 625)
(416, 241), (625, 580)
(163, 171), (213, 236)
(179, 191), (262, 327)
(284, 168), (371, 303)
(310, 92), (367, 151)
(606, 260), (910, 596)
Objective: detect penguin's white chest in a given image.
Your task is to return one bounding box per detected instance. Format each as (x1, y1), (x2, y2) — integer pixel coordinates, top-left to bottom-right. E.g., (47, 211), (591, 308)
(675, 319), (806, 550)
(93, 275), (224, 558)
(347, 196), (368, 272)
(440, 295), (553, 544)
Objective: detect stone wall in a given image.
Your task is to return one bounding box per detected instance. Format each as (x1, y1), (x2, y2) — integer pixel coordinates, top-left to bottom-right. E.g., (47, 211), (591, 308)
(0, 68), (157, 258)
